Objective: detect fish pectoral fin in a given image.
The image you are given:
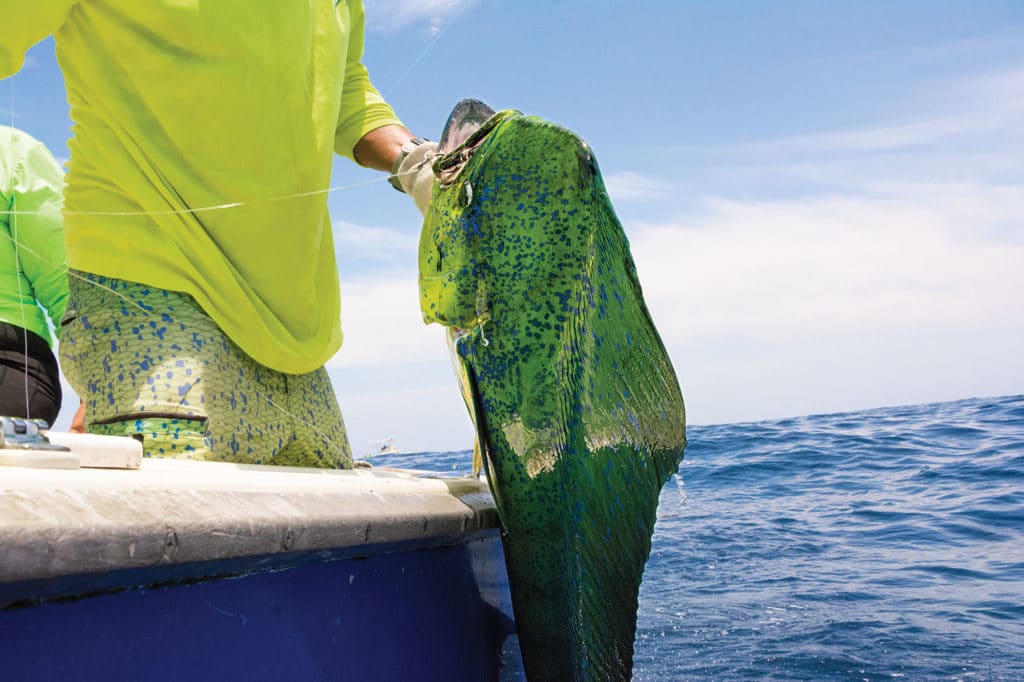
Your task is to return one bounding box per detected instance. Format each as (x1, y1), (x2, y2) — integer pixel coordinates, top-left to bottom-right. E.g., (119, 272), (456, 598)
(448, 329), (488, 477)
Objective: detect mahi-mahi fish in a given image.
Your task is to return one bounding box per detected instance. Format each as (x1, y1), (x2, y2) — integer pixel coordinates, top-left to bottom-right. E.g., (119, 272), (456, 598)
(418, 100), (687, 681)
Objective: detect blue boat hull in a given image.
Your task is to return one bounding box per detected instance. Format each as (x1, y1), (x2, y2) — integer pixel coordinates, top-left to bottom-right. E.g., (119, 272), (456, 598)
(1, 529), (517, 681)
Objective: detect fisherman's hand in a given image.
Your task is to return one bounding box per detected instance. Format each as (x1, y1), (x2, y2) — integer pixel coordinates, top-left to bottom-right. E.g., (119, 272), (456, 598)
(392, 139), (438, 215)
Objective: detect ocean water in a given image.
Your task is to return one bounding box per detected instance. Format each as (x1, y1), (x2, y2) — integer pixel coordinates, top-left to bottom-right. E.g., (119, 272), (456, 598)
(372, 394), (1024, 680)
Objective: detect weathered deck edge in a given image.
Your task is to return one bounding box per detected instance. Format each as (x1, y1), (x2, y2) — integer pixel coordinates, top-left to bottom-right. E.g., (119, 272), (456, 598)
(0, 458), (499, 598)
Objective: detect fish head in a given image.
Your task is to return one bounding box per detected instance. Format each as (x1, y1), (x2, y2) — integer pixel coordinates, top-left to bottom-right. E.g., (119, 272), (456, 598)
(420, 105), (602, 337)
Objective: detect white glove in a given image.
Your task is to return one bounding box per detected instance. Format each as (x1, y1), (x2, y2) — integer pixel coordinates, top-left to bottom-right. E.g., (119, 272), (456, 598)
(392, 139), (439, 215)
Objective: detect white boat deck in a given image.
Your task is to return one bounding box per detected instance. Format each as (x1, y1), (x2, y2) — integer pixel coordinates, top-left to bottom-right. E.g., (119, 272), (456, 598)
(0, 455), (497, 600)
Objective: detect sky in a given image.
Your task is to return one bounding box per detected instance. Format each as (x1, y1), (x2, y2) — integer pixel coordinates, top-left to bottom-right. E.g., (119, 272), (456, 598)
(4, 1), (1023, 453)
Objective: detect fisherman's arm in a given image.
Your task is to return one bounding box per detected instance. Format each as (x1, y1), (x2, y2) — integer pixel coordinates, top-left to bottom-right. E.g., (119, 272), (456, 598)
(11, 135), (68, 333)
(0, 0), (78, 77)
(352, 125), (413, 172)
(334, 0), (436, 213)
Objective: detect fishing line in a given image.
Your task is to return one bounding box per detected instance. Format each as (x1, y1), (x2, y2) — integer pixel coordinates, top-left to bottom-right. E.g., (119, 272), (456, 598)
(0, 195), (386, 461)
(0, 130), (360, 457)
(2, 4), (470, 453)
(10, 199), (32, 420)
(0, 158), (435, 220)
(0, 0), (471, 223)
(381, 0), (471, 99)
(5, 70), (35, 420)
(47, 263), (353, 459)
(0, 143), (428, 459)
(0, 145), (374, 460)
(2, 174), (387, 219)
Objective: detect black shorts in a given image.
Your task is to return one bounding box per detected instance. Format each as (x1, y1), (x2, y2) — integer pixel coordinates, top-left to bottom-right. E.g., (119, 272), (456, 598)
(0, 321), (62, 427)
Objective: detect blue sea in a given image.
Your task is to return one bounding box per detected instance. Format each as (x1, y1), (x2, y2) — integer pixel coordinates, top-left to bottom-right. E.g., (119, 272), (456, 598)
(373, 394), (1024, 681)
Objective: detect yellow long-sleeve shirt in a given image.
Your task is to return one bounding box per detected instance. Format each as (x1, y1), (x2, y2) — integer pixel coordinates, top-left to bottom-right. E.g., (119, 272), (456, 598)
(0, 0), (402, 373)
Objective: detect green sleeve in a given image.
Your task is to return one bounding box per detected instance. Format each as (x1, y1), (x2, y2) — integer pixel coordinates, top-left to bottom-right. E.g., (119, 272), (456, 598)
(11, 137), (68, 336)
(0, 0), (78, 77)
(334, 0), (403, 159)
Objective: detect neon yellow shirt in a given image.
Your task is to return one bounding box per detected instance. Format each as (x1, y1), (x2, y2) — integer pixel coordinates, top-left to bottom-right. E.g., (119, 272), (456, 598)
(0, 0), (402, 373)
(0, 126), (67, 348)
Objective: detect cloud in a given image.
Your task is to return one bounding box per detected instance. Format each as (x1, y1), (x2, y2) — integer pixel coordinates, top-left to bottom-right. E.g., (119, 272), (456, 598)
(327, 275), (448, 368)
(745, 65), (1024, 158)
(603, 171), (672, 202)
(332, 219), (421, 280)
(328, 185), (1024, 432)
(333, 219), (417, 257)
(364, 0), (472, 34)
(628, 185), (1024, 350)
(333, 379), (475, 454)
(324, 274), (476, 450)
(606, 60), (1024, 424)
(10, 54), (38, 71)
(623, 179), (1024, 425)
(618, 65), (1024, 347)
(959, 64), (1024, 104)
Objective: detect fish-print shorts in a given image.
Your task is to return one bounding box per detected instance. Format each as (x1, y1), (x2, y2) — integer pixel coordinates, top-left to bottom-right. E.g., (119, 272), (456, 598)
(59, 271), (353, 468)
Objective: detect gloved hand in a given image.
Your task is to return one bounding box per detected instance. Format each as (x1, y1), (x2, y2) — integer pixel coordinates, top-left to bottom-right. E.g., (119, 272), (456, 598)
(393, 140), (439, 215)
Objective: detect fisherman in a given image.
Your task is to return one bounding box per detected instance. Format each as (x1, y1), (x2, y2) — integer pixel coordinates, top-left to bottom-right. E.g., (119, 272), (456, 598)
(0, 125), (67, 428)
(0, 2), (437, 467)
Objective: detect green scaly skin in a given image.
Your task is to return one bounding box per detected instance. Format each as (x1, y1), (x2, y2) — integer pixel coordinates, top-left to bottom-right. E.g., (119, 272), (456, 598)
(419, 108), (686, 681)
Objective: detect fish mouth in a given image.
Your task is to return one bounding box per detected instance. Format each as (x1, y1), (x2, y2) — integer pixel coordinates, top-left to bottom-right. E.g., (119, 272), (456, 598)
(437, 98), (497, 154)
(433, 99), (515, 187)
